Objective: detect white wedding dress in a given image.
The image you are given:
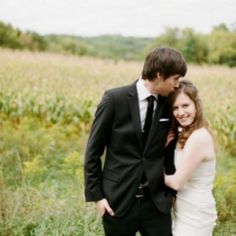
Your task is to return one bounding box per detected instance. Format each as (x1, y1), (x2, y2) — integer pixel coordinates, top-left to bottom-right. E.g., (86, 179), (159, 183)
(173, 149), (217, 236)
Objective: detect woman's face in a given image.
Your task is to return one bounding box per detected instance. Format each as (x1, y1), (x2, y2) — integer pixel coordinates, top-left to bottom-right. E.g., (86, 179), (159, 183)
(173, 93), (197, 127)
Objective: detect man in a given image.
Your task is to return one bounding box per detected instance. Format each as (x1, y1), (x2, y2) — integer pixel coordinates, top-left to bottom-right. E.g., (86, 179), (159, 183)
(84, 47), (187, 236)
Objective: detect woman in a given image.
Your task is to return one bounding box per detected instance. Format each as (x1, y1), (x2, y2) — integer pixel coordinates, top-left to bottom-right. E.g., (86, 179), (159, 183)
(165, 80), (217, 236)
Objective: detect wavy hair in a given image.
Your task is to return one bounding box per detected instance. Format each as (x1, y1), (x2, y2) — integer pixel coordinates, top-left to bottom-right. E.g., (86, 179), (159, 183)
(168, 80), (208, 149)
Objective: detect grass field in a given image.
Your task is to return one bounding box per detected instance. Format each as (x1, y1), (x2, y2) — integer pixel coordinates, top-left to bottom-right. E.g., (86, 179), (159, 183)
(0, 48), (235, 235)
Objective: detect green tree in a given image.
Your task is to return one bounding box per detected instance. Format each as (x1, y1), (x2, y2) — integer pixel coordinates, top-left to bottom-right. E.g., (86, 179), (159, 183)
(208, 28), (236, 67)
(145, 27), (181, 52)
(179, 28), (208, 63)
(146, 27), (208, 64)
(0, 21), (22, 49)
(28, 32), (48, 51)
(213, 23), (229, 32)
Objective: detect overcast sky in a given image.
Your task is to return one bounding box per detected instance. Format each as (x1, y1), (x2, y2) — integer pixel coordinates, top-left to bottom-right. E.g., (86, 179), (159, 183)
(0, 0), (235, 37)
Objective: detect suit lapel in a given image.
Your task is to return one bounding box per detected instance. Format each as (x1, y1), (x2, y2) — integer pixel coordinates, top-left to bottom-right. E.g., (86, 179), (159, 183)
(128, 83), (143, 150)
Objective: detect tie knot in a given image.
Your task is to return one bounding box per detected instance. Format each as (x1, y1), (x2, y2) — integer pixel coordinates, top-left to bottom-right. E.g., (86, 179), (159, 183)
(147, 95), (155, 103)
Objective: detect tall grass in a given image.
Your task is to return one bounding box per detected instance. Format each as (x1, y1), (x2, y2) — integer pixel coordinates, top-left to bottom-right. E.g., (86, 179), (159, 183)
(0, 48), (235, 235)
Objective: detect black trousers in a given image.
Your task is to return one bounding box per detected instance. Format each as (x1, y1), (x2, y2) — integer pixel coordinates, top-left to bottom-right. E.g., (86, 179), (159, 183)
(102, 194), (172, 236)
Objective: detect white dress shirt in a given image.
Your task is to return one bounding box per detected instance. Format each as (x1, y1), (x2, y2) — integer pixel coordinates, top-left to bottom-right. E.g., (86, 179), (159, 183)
(136, 78), (158, 131)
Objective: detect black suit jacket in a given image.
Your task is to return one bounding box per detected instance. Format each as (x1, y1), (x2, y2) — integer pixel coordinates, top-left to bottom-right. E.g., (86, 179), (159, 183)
(84, 82), (175, 217)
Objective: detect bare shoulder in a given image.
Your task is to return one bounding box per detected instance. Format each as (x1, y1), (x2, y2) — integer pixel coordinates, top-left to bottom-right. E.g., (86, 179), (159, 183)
(185, 127), (214, 151)
(189, 127), (213, 144)
(186, 127), (215, 160)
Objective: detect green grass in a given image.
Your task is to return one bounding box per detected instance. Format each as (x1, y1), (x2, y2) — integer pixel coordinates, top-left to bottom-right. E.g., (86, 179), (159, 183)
(0, 48), (235, 235)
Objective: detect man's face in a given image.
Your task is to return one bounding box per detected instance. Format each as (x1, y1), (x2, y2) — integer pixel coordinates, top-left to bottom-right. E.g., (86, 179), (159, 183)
(145, 74), (181, 96)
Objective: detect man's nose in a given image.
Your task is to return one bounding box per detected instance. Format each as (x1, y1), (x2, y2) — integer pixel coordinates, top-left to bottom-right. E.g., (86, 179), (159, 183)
(175, 81), (180, 88)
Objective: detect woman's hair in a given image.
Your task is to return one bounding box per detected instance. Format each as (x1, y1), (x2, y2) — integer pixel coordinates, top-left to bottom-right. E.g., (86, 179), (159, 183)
(168, 80), (208, 149)
(142, 47), (187, 81)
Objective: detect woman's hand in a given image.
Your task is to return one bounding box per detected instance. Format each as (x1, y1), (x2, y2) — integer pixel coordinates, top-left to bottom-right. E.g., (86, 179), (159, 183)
(165, 130), (175, 147)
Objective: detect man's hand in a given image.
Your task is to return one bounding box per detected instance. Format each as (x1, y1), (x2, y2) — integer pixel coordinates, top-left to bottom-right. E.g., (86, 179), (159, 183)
(96, 198), (115, 217)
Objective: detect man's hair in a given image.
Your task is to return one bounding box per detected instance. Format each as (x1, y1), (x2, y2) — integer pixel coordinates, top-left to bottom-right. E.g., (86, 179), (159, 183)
(142, 47), (187, 81)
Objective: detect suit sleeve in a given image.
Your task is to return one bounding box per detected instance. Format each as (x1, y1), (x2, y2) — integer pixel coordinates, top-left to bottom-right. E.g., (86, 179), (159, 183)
(164, 138), (177, 197)
(84, 91), (114, 202)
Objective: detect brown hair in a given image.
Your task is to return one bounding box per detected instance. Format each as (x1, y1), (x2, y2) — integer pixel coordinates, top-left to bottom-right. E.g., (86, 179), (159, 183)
(168, 80), (208, 149)
(142, 47), (187, 81)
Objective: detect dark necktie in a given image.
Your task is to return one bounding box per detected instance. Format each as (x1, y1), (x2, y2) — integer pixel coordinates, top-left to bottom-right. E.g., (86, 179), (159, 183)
(141, 95), (156, 185)
(143, 95), (156, 145)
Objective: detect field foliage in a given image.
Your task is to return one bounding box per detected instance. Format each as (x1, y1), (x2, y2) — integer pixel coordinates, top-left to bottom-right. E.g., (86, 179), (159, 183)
(0, 48), (235, 235)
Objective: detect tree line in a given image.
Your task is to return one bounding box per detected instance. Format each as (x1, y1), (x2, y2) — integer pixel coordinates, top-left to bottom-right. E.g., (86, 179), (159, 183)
(0, 20), (236, 66)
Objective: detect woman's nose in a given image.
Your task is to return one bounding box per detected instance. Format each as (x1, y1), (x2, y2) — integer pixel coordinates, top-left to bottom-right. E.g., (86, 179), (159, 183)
(177, 108), (184, 116)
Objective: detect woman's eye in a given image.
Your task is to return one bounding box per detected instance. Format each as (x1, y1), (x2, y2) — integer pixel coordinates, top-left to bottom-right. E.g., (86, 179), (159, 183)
(183, 104), (189, 108)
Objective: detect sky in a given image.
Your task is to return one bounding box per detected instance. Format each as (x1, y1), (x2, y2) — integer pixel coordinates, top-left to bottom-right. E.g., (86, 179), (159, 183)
(0, 0), (235, 37)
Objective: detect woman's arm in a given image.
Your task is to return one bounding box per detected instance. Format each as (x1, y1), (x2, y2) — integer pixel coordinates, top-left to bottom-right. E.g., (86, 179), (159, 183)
(165, 128), (213, 191)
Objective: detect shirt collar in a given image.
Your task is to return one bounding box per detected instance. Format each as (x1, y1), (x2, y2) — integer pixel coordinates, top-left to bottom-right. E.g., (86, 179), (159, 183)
(136, 78), (157, 101)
